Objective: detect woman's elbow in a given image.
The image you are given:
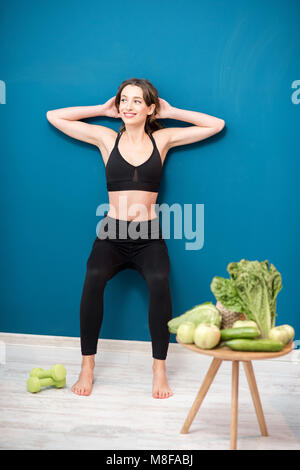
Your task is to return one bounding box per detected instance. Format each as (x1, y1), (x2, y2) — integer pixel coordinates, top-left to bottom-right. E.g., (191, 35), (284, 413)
(46, 110), (53, 121)
(218, 119), (225, 131)
(46, 110), (58, 123)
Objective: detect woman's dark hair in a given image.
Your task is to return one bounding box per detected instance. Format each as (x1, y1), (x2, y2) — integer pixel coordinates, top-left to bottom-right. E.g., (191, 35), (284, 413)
(115, 78), (165, 135)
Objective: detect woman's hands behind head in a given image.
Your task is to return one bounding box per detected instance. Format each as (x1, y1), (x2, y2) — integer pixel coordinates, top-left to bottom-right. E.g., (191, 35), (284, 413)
(155, 98), (173, 120)
(101, 96), (121, 118)
(101, 96), (173, 120)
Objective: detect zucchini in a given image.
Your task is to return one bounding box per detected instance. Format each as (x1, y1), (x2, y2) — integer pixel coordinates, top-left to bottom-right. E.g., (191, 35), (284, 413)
(220, 327), (260, 341)
(225, 338), (284, 352)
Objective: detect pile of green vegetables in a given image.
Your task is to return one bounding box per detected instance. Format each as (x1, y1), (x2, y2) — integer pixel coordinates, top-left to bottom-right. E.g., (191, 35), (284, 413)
(210, 259), (282, 338)
(168, 259), (295, 352)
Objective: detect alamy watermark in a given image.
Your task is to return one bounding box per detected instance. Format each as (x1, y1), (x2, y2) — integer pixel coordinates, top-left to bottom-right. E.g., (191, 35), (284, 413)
(291, 80), (300, 104)
(0, 80), (6, 104)
(95, 200), (204, 250)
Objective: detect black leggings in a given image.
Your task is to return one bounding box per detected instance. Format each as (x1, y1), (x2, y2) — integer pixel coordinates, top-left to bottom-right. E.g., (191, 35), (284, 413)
(79, 215), (172, 359)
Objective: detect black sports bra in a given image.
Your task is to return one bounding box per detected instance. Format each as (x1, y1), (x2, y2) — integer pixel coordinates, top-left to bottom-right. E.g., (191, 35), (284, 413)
(105, 128), (163, 192)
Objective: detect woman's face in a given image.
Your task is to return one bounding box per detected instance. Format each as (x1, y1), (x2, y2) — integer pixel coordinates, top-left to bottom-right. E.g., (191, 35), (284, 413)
(119, 85), (155, 126)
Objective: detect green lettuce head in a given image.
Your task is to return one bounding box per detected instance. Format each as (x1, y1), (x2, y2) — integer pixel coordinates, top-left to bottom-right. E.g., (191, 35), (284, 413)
(168, 301), (221, 334)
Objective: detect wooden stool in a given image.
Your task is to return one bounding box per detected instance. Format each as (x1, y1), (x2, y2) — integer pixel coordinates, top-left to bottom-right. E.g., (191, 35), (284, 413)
(177, 337), (294, 450)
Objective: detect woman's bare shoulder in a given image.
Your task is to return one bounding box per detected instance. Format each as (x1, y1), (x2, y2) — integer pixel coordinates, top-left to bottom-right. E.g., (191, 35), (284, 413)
(152, 128), (172, 164)
(152, 128), (170, 146)
(96, 127), (118, 165)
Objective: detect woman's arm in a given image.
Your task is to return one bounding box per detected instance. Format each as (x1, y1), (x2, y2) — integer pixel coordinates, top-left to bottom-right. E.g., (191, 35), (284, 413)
(47, 104), (105, 120)
(157, 99), (225, 149)
(169, 107), (224, 129)
(46, 99), (118, 146)
(46, 105), (110, 146)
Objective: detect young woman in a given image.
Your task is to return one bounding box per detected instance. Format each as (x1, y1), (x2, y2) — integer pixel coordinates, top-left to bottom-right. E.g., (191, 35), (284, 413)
(46, 78), (225, 399)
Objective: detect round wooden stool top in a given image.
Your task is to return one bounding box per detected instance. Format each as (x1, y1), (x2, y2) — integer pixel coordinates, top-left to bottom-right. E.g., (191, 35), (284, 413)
(176, 336), (294, 361)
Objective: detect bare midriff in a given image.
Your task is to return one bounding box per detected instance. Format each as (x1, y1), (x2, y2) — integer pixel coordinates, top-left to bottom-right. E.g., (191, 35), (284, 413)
(106, 190), (159, 221)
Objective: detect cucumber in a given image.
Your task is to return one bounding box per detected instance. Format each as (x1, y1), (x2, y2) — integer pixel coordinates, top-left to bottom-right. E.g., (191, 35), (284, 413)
(220, 327), (260, 341)
(225, 339), (284, 352)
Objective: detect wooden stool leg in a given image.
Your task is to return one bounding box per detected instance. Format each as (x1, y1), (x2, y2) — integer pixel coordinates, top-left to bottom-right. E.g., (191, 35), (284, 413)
(242, 361), (268, 436)
(180, 358), (222, 434)
(230, 360), (239, 450)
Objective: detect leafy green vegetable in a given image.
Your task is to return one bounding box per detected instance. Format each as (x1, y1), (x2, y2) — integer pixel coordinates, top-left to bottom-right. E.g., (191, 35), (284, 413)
(210, 259), (282, 338)
(168, 301), (221, 334)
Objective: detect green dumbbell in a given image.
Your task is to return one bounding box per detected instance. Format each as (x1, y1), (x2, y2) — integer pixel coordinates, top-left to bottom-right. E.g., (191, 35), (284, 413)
(27, 376), (66, 393)
(29, 364), (66, 381)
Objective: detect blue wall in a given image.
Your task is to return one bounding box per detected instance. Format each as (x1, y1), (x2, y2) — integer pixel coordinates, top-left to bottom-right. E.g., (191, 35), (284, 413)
(1, 0), (299, 347)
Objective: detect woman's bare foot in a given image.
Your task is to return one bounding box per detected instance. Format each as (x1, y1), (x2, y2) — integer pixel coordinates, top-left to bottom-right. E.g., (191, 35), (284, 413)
(152, 359), (173, 399)
(72, 355), (95, 396)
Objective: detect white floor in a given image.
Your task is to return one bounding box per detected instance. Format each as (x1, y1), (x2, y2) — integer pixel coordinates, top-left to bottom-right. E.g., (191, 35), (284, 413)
(0, 333), (299, 450)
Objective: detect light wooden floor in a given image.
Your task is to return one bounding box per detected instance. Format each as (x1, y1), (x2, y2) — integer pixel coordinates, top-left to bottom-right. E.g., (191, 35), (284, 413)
(0, 333), (299, 450)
